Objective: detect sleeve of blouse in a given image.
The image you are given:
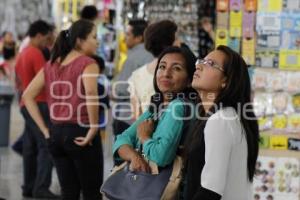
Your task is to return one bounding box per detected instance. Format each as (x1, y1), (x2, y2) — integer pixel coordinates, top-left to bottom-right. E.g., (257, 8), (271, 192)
(142, 100), (185, 167)
(112, 111), (151, 158)
(127, 71), (137, 97)
(200, 112), (234, 197)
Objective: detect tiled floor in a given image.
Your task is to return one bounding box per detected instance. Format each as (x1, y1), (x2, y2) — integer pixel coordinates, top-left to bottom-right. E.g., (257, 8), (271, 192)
(0, 100), (114, 200)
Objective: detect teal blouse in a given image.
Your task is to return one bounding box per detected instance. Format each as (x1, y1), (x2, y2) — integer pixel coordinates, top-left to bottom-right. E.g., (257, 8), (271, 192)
(113, 99), (186, 167)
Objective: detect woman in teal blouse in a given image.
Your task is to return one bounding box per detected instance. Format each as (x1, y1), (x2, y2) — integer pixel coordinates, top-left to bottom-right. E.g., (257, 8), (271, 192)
(113, 46), (197, 172)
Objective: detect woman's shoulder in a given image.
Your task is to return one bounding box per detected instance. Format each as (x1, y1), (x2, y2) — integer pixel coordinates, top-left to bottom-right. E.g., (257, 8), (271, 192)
(206, 107), (243, 139)
(209, 107), (238, 121)
(76, 55), (95, 65)
(131, 64), (148, 77)
(165, 98), (187, 115)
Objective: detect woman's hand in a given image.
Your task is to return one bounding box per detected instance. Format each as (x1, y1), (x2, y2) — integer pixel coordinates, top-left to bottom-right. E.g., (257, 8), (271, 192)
(129, 153), (151, 173)
(137, 119), (155, 143)
(74, 136), (93, 147)
(74, 128), (97, 147)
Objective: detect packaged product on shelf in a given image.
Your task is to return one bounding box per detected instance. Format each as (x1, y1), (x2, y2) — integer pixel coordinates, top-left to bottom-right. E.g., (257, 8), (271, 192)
(253, 156), (300, 200)
(257, 0), (282, 12)
(252, 69), (268, 90)
(286, 72), (300, 93)
(217, 0), (229, 12)
(253, 156), (277, 199)
(245, 0), (257, 11)
(217, 12), (229, 28)
(279, 50), (300, 70)
(276, 158), (300, 197)
(270, 135), (288, 149)
(256, 13), (281, 34)
(282, 0), (300, 11)
(256, 50), (279, 68)
(243, 11), (256, 38)
(288, 138), (300, 151)
(258, 116), (272, 131)
(215, 29), (229, 46)
(272, 92), (289, 114)
(230, 0), (242, 11)
(267, 71), (285, 92)
(272, 115), (288, 131)
(229, 10), (242, 37)
(242, 37), (256, 65)
(287, 113), (300, 133)
(253, 92), (273, 116)
(292, 93), (300, 111)
(260, 133), (271, 148)
(280, 31), (300, 50)
(281, 13), (300, 32)
(228, 37), (240, 52)
(257, 33), (280, 49)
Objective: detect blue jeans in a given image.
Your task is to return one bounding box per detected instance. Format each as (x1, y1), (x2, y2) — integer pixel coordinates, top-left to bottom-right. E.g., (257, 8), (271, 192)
(21, 103), (53, 195)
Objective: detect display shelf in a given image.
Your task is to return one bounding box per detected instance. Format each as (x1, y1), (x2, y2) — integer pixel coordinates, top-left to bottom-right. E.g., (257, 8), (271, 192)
(260, 149), (300, 158)
(261, 132), (300, 138)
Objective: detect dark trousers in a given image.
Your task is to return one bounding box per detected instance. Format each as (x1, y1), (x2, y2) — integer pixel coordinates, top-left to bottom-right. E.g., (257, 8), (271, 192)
(48, 123), (103, 200)
(112, 119), (130, 137)
(20, 103), (53, 195)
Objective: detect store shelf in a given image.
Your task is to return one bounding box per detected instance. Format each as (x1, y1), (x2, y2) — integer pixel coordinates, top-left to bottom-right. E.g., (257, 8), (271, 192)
(260, 149), (300, 158)
(259, 131), (300, 158)
(261, 131), (300, 139)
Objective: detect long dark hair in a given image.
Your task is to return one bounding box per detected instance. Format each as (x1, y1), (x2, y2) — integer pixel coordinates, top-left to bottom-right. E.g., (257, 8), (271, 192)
(149, 46), (197, 114)
(186, 45), (259, 182)
(51, 19), (95, 64)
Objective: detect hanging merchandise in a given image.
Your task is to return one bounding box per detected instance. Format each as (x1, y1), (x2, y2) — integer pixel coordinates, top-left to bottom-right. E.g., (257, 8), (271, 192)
(215, 0), (257, 65)
(122, 0), (214, 57)
(0, 0), (53, 37)
(95, 0), (117, 79)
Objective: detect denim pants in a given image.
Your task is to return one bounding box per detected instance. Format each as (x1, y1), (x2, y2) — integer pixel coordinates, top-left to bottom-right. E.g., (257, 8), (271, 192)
(21, 103), (53, 195)
(48, 123), (103, 200)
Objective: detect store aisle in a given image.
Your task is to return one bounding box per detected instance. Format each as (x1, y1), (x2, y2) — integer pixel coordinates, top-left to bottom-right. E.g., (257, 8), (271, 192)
(0, 101), (114, 200)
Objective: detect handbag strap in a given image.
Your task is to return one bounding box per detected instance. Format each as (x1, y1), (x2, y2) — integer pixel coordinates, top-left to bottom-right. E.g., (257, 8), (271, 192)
(160, 156), (183, 199)
(169, 156), (182, 182)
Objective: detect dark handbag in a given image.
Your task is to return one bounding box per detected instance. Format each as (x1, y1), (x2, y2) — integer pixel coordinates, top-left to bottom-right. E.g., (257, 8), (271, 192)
(101, 98), (190, 200)
(100, 162), (173, 200)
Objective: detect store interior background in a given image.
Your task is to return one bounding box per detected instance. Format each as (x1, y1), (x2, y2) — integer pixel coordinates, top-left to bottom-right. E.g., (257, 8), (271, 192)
(1, 0), (300, 199)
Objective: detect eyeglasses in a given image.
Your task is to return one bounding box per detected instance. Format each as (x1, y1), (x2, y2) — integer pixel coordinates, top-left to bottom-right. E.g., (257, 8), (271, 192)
(195, 59), (224, 72)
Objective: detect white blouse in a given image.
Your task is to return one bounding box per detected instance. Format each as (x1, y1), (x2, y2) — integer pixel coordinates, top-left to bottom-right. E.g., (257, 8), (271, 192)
(128, 64), (155, 113)
(201, 107), (253, 200)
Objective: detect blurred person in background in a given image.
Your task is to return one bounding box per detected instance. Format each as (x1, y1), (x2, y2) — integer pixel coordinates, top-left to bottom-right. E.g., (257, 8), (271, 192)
(15, 20), (59, 199)
(80, 5), (98, 23)
(112, 19), (153, 161)
(0, 33), (16, 84)
(12, 24), (57, 156)
(128, 20), (178, 120)
(23, 19), (103, 200)
(198, 17), (215, 59)
(0, 31), (15, 55)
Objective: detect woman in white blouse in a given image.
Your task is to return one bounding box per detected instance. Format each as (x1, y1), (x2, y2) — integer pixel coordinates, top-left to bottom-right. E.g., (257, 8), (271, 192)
(183, 45), (259, 200)
(128, 20), (178, 119)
